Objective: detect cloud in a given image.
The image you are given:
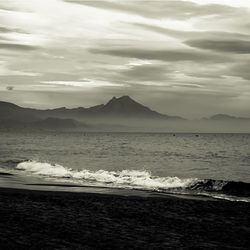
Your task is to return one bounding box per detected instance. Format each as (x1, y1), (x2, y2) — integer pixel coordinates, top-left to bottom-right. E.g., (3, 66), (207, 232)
(120, 64), (173, 82)
(185, 39), (250, 54)
(132, 23), (250, 41)
(0, 43), (39, 50)
(227, 62), (250, 80)
(89, 48), (227, 63)
(40, 80), (127, 88)
(65, 0), (241, 20)
(0, 27), (13, 33)
(122, 65), (171, 82)
(190, 0), (250, 8)
(0, 26), (30, 34)
(0, 61), (41, 76)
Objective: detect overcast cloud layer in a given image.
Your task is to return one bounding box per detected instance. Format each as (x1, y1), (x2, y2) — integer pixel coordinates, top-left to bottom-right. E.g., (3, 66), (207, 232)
(0, 0), (250, 118)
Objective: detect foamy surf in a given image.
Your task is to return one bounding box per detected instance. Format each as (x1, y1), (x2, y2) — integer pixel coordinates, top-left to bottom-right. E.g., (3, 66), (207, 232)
(15, 160), (250, 202)
(16, 161), (195, 190)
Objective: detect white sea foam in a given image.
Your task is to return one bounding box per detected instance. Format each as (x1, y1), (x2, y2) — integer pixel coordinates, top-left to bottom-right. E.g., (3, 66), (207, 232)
(14, 160), (250, 202)
(16, 161), (196, 191)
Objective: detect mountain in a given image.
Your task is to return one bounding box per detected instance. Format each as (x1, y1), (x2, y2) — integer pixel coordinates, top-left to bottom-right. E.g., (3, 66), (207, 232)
(100, 96), (156, 116)
(0, 96), (183, 121)
(90, 96), (182, 119)
(0, 101), (38, 122)
(1, 98), (250, 132)
(206, 114), (250, 121)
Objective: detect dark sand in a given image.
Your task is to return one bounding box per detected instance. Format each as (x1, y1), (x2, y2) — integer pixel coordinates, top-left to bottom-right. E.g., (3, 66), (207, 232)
(0, 187), (249, 250)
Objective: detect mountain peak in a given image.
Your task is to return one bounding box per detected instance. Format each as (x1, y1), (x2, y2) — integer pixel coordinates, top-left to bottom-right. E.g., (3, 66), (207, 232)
(106, 95), (139, 106)
(101, 95), (162, 117)
(108, 95), (133, 103)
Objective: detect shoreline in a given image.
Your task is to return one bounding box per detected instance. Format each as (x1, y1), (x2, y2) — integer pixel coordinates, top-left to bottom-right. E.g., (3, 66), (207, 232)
(0, 187), (249, 249)
(0, 184), (218, 201)
(1, 174), (249, 202)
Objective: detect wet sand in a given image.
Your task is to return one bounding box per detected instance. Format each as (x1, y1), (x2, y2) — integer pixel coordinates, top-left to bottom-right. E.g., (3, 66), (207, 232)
(0, 187), (249, 249)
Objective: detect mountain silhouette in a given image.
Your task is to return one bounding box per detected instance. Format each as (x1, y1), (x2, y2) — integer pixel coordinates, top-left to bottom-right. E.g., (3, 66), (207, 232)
(0, 96), (183, 121)
(206, 114), (250, 121)
(0, 101), (38, 122)
(92, 96), (176, 118)
(1, 97), (250, 132)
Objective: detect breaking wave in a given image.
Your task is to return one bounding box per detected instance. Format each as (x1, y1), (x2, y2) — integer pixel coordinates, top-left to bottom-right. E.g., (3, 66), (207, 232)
(16, 161), (194, 190)
(16, 160), (250, 201)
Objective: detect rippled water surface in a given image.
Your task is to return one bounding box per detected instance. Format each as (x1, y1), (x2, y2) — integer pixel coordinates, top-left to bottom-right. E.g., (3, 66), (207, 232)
(0, 131), (250, 201)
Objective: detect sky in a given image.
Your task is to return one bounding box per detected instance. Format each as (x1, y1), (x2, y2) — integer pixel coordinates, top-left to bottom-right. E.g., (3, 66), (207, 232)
(0, 0), (250, 118)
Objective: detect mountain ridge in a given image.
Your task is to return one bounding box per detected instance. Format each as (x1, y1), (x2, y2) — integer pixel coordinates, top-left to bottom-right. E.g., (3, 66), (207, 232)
(0, 96), (184, 121)
(1, 96), (250, 125)
(205, 114), (250, 121)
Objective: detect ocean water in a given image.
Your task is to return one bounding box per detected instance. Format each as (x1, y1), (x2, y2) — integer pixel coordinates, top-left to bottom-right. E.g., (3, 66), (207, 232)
(0, 131), (250, 201)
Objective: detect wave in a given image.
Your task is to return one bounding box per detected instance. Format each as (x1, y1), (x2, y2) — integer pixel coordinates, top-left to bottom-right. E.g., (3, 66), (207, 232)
(16, 160), (250, 200)
(16, 161), (194, 190)
(188, 179), (250, 197)
(1, 158), (29, 167)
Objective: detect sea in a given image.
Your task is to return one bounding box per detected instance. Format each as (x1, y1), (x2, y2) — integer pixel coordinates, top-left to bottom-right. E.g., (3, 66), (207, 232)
(0, 131), (250, 202)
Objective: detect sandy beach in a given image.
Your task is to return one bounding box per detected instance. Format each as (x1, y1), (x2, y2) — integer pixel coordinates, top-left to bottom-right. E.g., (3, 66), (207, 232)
(0, 187), (249, 249)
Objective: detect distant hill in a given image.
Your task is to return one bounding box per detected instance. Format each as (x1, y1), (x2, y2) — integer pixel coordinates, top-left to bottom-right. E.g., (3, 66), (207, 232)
(205, 114), (250, 121)
(0, 101), (38, 122)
